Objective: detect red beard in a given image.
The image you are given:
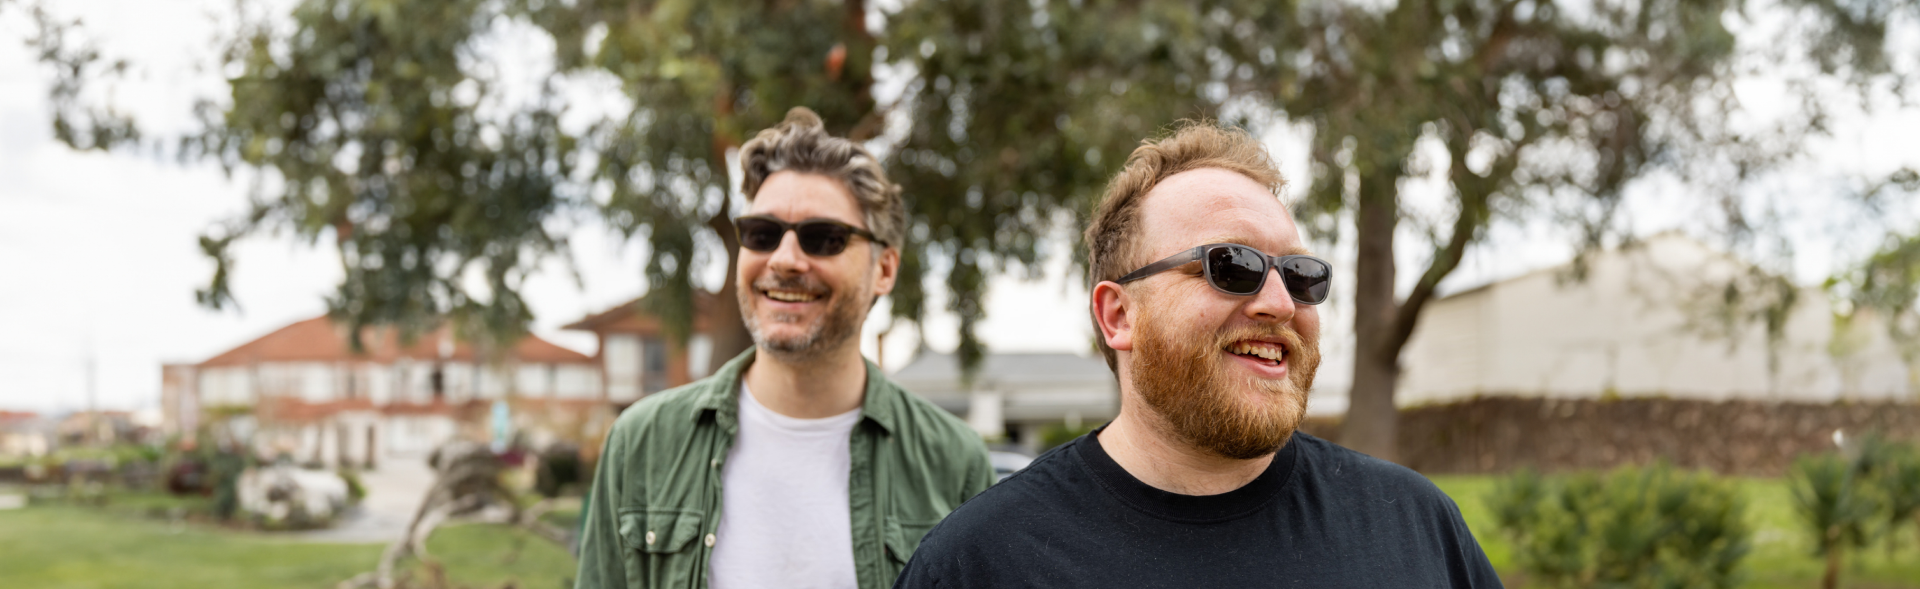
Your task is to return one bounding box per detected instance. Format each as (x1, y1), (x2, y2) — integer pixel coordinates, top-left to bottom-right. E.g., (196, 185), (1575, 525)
(1129, 297), (1321, 460)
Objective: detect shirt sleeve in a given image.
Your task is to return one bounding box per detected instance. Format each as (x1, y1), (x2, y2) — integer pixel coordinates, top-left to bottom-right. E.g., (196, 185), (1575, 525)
(958, 440), (995, 505)
(1442, 497), (1505, 589)
(574, 429), (628, 589)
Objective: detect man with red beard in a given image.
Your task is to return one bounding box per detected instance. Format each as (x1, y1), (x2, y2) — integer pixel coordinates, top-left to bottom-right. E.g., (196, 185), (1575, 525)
(576, 108), (994, 589)
(893, 123), (1502, 588)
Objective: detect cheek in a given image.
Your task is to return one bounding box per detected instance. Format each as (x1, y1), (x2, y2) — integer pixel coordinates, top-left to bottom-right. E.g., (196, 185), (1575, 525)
(737, 252), (768, 286)
(1293, 307), (1321, 339)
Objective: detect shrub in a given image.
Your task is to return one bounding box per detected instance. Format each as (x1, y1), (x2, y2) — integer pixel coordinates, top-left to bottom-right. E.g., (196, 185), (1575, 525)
(1038, 421), (1096, 452)
(1487, 463), (1751, 589)
(1791, 452), (1881, 589)
(338, 468), (367, 505)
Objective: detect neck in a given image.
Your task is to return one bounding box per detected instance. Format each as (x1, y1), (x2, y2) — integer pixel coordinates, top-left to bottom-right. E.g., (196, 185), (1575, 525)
(1099, 400), (1275, 496)
(742, 343), (868, 419)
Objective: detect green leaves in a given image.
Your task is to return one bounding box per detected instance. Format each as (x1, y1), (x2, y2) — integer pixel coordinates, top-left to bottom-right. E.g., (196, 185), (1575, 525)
(1789, 436), (1920, 588)
(1488, 464), (1752, 589)
(193, 0), (580, 354)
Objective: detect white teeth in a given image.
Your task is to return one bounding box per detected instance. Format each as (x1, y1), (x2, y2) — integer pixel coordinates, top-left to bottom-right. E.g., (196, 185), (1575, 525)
(765, 290), (820, 303)
(1227, 341), (1285, 363)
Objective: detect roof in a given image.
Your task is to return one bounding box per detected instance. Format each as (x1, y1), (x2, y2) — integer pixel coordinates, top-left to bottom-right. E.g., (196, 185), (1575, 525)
(564, 290), (720, 333)
(198, 315), (591, 368)
(891, 351), (1116, 387)
(1435, 232), (1756, 302)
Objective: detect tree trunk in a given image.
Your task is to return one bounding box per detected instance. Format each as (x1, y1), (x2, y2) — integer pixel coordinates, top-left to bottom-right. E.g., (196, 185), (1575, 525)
(706, 208), (754, 374)
(1341, 176), (1402, 462)
(1822, 541), (1842, 589)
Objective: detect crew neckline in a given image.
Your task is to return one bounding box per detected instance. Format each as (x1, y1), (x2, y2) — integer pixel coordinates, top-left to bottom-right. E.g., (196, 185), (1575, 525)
(739, 382), (862, 434)
(1077, 425), (1300, 524)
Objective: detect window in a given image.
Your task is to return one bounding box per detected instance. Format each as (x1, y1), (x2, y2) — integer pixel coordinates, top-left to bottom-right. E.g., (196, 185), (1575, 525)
(642, 336), (669, 394)
(605, 334), (641, 400)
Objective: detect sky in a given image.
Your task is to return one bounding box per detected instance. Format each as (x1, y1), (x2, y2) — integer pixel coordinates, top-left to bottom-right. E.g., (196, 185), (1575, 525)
(2, 1), (1917, 416)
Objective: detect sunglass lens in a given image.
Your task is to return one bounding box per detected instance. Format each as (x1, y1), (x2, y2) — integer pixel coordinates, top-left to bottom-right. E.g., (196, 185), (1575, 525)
(736, 218), (786, 252)
(1206, 246), (1268, 295)
(796, 223), (854, 256)
(1280, 257), (1331, 304)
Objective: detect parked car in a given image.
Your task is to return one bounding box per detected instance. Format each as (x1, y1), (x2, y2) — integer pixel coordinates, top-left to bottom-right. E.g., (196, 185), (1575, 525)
(989, 451), (1033, 483)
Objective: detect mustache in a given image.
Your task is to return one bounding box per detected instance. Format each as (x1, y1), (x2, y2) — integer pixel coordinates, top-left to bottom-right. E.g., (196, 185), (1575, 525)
(752, 273), (830, 296)
(1203, 325), (1309, 359)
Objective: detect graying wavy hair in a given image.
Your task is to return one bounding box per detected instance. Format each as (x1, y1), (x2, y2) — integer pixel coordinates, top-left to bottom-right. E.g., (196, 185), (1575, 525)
(739, 107), (906, 251)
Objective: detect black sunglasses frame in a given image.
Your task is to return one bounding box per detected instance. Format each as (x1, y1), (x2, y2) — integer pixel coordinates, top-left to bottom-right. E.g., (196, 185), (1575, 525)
(733, 215), (886, 257)
(1114, 243), (1332, 305)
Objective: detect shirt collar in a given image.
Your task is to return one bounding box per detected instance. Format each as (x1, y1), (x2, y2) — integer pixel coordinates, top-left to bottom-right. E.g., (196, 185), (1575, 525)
(692, 347), (898, 435)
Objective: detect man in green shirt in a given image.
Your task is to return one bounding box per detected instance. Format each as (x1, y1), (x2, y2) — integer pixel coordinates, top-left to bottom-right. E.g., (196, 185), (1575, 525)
(575, 107), (994, 589)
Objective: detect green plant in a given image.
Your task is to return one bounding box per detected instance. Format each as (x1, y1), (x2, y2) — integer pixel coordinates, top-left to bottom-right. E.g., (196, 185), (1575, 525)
(1861, 439), (1920, 557)
(1791, 452), (1884, 589)
(1038, 421), (1097, 453)
(1487, 463), (1751, 588)
(338, 468), (367, 505)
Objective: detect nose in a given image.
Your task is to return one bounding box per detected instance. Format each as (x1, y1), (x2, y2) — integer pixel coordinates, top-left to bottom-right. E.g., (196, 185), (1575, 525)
(1241, 267), (1298, 324)
(765, 228), (810, 274)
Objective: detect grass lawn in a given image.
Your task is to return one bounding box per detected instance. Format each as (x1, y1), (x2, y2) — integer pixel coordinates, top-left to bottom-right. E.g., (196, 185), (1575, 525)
(1430, 475), (1920, 589)
(0, 499), (577, 589)
(6, 478), (1915, 588)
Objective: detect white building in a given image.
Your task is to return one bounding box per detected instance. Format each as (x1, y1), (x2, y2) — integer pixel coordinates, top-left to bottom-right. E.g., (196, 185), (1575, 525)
(163, 316), (603, 468)
(891, 351), (1117, 453)
(1390, 233), (1914, 406)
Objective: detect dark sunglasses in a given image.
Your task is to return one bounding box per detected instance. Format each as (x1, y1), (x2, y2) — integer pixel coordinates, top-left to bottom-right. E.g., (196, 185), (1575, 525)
(1115, 243), (1332, 304)
(733, 215), (885, 257)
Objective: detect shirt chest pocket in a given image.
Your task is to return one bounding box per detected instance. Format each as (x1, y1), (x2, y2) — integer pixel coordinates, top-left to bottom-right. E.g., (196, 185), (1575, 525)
(618, 507), (707, 589)
(881, 516), (943, 576)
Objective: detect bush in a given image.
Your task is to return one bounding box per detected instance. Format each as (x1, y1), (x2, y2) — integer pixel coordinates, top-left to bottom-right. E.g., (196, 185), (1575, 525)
(338, 468), (367, 505)
(1793, 434), (1920, 589)
(534, 443), (583, 498)
(1038, 422), (1096, 452)
(1487, 463), (1751, 588)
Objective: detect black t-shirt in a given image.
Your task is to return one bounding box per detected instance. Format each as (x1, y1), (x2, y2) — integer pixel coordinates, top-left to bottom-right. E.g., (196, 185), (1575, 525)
(893, 429), (1504, 588)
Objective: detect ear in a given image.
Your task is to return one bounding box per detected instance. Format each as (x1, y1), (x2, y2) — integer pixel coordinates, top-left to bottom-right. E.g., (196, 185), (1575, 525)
(1091, 280), (1137, 353)
(870, 246), (901, 297)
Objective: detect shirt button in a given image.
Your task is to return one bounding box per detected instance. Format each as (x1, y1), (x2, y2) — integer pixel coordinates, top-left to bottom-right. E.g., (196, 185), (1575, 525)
(645, 531), (656, 545)
(711, 458), (721, 468)
(704, 533), (716, 548)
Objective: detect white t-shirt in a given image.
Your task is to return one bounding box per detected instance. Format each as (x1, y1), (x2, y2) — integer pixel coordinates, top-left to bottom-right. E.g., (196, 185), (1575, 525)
(709, 383), (862, 589)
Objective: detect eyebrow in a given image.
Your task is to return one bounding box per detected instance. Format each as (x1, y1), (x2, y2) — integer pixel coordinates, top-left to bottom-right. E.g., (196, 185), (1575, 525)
(1197, 236), (1314, 257)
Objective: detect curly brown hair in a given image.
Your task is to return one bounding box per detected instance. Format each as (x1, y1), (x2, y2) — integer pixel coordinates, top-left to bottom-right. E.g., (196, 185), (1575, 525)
(738, 107), (906, 250)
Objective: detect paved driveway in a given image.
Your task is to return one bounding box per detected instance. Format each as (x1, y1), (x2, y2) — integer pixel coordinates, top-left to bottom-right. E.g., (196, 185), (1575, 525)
(291, 459), (435, 544)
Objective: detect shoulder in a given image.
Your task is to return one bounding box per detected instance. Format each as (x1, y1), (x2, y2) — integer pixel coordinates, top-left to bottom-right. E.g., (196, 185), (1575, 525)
(924, 437), (1079, 536)
(1290, 433), (1458, 511)
(879, 376), (988, 455)
(604, 375), (726, 448)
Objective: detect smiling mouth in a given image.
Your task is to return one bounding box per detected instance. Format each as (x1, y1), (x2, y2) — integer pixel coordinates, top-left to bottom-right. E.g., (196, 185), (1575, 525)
(1225, 340), (1287, 366)
(762, 288), (824, 303)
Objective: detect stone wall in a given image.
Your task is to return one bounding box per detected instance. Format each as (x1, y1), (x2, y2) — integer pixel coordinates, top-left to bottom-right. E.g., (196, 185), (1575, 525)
(1299, 397), (1920, 477)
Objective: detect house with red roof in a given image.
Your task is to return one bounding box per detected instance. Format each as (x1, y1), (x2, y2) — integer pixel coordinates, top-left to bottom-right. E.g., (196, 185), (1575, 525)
(163, 315), (602, 468)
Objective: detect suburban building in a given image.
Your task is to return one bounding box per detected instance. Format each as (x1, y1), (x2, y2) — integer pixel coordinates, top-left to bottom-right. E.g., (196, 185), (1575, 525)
(0, 411), (54, 458)
(890, 351), (1117, 454)
(1387, 233), (1915, 406)
(163, 315), (602, 468)
(561, 292), (721, 402)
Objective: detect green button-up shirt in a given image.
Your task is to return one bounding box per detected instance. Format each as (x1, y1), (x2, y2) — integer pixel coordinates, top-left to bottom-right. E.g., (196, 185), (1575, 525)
(575, 348), (994, 589)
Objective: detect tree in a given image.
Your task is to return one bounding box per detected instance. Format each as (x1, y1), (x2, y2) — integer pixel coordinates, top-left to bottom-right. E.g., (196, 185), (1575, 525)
(527, 0), (1295, 371)
(1267, 0), (1920, 462)
(23, 0), (1918, 454)
(23, 0), (1285, 374)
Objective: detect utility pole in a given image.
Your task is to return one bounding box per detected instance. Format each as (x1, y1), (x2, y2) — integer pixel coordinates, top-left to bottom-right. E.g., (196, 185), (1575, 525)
(86, 339), (99, 445)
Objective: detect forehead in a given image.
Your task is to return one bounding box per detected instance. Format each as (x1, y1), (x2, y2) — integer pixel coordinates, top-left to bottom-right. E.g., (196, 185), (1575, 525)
(746, 171), (864, 224)
(1135, 167), (1306, 261)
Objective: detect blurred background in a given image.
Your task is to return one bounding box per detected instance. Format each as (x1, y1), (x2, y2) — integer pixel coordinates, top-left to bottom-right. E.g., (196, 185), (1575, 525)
(2, 0), (1919, 587)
